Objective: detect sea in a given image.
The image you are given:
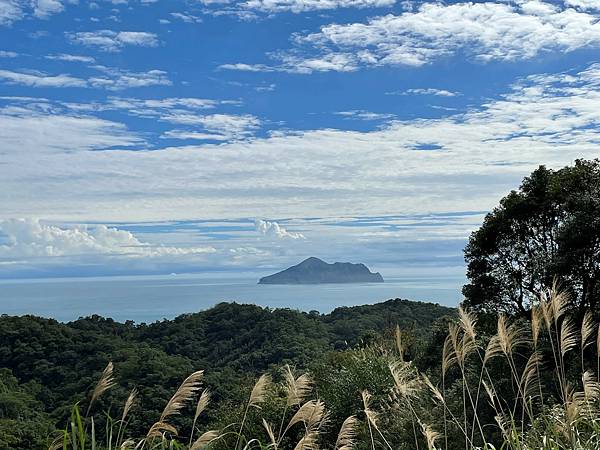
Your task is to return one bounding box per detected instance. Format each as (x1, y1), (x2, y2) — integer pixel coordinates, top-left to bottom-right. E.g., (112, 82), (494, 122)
(0, 272), (464, 323)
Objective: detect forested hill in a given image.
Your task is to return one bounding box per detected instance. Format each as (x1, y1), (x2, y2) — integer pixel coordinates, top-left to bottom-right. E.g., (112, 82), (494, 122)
(0, 298), (453, 443)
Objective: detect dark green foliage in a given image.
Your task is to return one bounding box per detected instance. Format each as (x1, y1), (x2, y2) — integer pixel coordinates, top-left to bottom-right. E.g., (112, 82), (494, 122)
(0, 298), (452, 444)
(324, 298), (453, 348)
(463, 159), (600, 315)
(310, 347), (394, 448)
(0, 369), (55, 450)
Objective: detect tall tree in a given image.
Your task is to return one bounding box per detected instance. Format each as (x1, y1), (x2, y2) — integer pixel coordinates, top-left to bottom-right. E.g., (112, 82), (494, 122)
(463, 159), (600, 315)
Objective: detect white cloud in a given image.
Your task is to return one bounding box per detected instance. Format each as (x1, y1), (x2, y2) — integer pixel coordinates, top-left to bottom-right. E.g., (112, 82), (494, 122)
(67, 97), (224, 115)
(0, 219), (216, 259)
(392, 88), (459, 97)
(0, 69), (87, 88)
(335, 110), (395, 120)
(219, 63), (274, 72)
(45, 53), (96, 63)
(88, 67), (171, 90)
(240, 0), (395, 13)
(255, 219), (305, 239)
(0, 0), (69, 25)
(32, 0), (64, 18)
(0, 104), (142, 154)
(565, 0), (600, 10)
(199, 0), (394, 15)
(0, 50), (17, 57)
(0, 67), (171, 90)
(0, 0), (24, 25)
(161, 113), (261, 140)
(227, 1), (600, 72)
(68, 30), (159, 52)
(221, 53), (361, 74)
(255, 83), (276, 92)
(162, 130), (232, 141)
(170, 11), (202, 22)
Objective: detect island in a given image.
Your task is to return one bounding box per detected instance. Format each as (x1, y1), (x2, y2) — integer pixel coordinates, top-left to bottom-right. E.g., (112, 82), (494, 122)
(258, 257), (384, 284)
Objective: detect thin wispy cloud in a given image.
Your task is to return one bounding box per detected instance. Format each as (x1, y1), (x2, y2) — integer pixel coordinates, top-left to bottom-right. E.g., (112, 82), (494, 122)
(198, 0), (395, 16)
(240, 0), (395, 13)
(161, 113), (260, 140)
(0, 69), (87, 87)
(68, 30), (158, 51)
(88, 67), (171, 90)
(335, 110), (395, 120)
(388, 88), (459, 97)
(169, 12), (202, 23)
(45, 53), (96, 63)
(0, 67), (171, 90)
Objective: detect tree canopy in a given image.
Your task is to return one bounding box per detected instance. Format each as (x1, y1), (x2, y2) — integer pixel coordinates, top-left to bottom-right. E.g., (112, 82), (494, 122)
(0, 299), (452, 446)
(463, 159), (600, 315)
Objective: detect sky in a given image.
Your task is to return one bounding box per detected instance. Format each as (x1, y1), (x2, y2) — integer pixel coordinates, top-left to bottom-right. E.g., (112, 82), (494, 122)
(0, 0), (599, 280)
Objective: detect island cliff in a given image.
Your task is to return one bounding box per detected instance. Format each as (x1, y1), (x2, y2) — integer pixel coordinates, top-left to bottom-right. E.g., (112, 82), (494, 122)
(258, 257), (384, 284)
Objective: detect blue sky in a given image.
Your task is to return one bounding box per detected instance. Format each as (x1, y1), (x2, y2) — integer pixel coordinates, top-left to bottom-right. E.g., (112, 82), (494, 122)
(0, 0), (600, 281)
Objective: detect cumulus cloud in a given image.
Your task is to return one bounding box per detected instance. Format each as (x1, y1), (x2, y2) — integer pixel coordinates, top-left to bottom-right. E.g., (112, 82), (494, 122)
(0, 50), (17, 57)
(224, 1), (600, 72)
(0, 219), (216, 272)
(255, 219), (305, 239)
(68, 30), (158, 52)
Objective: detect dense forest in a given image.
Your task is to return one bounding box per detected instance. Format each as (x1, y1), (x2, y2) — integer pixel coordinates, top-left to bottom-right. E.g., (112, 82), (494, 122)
(0, 299), (453, 449)
(2, 159), (600, 450)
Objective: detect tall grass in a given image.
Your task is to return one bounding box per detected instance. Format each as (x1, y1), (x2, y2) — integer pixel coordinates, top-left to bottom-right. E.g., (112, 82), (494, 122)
(51, 288), (600, 449)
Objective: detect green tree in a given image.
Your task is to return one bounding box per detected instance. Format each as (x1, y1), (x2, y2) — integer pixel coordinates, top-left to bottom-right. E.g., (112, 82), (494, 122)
(463, 159), (600, 315)
(0, 369), (55, 450)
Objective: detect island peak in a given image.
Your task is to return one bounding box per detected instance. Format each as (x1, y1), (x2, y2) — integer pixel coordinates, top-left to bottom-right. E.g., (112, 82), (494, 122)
(258, 257), (384, 284)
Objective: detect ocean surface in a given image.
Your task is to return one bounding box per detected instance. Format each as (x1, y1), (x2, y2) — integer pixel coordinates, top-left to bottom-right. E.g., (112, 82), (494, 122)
(0, 272), (463, 322)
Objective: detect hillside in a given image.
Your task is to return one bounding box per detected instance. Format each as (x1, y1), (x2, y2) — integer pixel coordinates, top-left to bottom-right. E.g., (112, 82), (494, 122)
(0, 298), (453, 439)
